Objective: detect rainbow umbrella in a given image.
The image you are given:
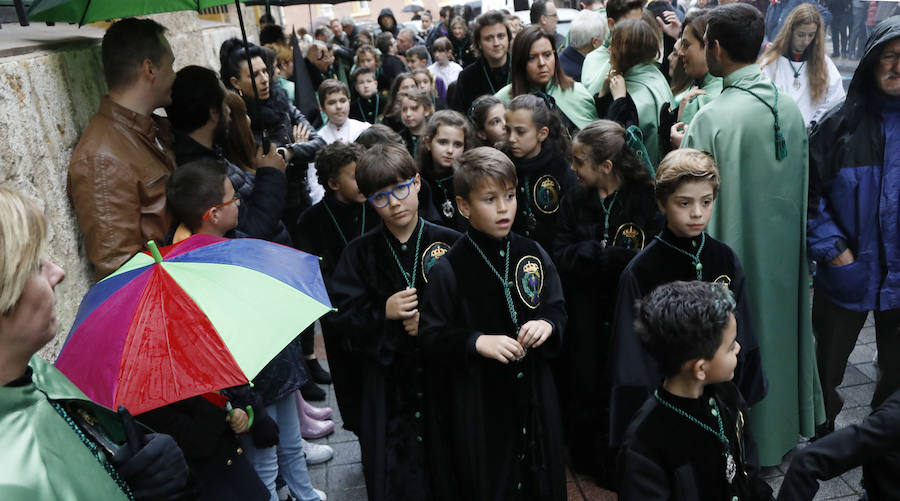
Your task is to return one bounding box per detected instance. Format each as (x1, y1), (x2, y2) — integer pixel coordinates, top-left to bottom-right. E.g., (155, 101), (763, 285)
(56, 234), (332, 415)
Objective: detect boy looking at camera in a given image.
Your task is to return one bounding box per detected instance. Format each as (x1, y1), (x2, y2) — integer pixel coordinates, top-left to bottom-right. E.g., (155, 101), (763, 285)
(317, 79), (370, 144)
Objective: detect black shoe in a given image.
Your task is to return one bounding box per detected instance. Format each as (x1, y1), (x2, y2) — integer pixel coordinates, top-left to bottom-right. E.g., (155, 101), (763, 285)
(811, 419), (835, 441)
(301, 380), (326, 401)
(307, 358), (332, 384)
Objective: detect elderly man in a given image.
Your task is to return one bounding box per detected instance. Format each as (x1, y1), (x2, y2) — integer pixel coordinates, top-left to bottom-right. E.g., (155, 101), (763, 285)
(396, 27), (421, 59)
(68, 18), (177, 281)
(531, 0), (565, 49)
(559, 10), (606, 81)
(341, 15), (359, 47)
(807, 16), (900, 439)
(329, 18), (350, 47)
(450, 10), (511, 114)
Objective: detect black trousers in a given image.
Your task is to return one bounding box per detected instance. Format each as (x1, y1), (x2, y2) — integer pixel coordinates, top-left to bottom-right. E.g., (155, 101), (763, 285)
(812, 292), (900, 422)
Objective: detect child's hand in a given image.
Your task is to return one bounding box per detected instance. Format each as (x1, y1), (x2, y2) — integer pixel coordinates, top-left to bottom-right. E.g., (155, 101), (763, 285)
(385, 288), (418, 320)
(226, 408), (250, 434)
(475, 334), (525, 364)
(402, 310), (420, 336)
(517, 320), (553, 348)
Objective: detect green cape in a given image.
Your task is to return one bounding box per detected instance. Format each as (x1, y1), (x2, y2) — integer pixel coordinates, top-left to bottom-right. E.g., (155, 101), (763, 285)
(679, 72), (723, 125)
(496, 80), (599, 130)
(624, 63), (674, 168)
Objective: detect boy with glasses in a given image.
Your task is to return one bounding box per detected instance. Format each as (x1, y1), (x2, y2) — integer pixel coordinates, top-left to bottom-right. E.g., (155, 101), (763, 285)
(330, 143), (461, 500)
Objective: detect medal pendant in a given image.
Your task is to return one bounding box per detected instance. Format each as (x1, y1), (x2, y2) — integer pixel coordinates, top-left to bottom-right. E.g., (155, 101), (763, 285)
(725, 453), (736, 484)
(600, 239), (607, 248)
(528, 213), (537, 231)
(441, 200), (454, 219)
(793, 78), (801, 90)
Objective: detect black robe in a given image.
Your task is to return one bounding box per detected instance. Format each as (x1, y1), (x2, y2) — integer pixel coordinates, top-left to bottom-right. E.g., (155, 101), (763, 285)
(451, 58), (511, 114)
(378, 54), (407, 91)
(420, 163), (469, 232)
(511, 144), (577, 254)
(294, 196), (381, 433)
(609, 226), (769, 446)
(550, 181), (661, 480)
(330, 218), (461, 501)
(420, 229), (568, 501)
(350, 94), (383, 124)
(618, 383), (774, 501)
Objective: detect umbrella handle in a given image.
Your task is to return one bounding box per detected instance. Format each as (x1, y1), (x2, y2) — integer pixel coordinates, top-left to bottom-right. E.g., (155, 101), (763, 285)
(227, 403), (255, 431)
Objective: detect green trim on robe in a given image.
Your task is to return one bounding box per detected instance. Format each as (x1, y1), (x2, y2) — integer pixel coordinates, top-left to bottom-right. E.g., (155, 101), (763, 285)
(682, 63), (825, 466)
(495, 80), (599, 130)
(624, 62), (674, 168)
(0, 356), (131, 501)
(679, 72), (723, 125)
(581, 44), (611, 95)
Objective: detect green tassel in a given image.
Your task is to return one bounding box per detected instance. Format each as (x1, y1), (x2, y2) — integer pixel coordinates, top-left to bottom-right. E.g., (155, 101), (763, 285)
(624, 125), (656, 177)
(774, 124), (787, 161)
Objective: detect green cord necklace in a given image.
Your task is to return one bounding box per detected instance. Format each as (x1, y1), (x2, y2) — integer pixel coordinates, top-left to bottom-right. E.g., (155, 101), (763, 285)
(358, 94), (380, 123)
(598, 190), (619, 248)
(324, 202), (366, 245)
(466, 234), (520, 333)
(654, 389), (737, 484)
(385, 217), (425, 288)
(654, 232), (706, 280)
(480, 60), (510, 94)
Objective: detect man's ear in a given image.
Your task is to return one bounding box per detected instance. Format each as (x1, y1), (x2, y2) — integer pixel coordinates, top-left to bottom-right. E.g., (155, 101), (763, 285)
(141, 58), (156, 82)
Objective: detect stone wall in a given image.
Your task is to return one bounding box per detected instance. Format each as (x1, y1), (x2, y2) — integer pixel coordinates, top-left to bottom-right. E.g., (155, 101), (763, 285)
(0, 12), (244, 360)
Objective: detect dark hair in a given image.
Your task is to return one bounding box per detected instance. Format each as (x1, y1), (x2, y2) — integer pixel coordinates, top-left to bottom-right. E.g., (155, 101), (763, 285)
(223, 91), (257, 172)
(260, 24), (286, 46)
(101, 18), (169, 91)
(473, 10), (511, 54)
(375, 31), (395, 54)
(406, 45), (429, 61)
(635, 281), (737, 378)
(384, 72), (416, 118)
(356, 124), (405, 149)
(605, 0), (646, 22)
(507, 94), (572, 160)
(470, 95), (505, 138)
(317, 78), (350, 105)
(574, 120), (652, 184)
(259, 13), (276, 25)
(350, 65), (376, 84)
(530, 0), (551, 24)
(440, 6), (454, 20)
(219, 38), (266, 91)
(397, 87), (434, 111)
(706, 3), (765, 64)
(510, 26), (573, 96)
(609, 18), (660, 75)
(315, 142), (364, 190)
(314, 26), (331, 40)
(681, 8), (710, 45)
(166, 66), (225, 133)
(454, 147), (518, 199)
(355, 44), (381, 66)
(355, 143), (418, 196)
(167, 158), (229, 232)
(417, 110), (474, 173)
(432, 36), (453, 53)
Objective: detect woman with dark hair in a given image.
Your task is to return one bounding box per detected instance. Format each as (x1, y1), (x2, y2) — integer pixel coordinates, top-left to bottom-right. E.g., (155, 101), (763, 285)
(495, 25), (598, 132)
(759, 3), (845, 126)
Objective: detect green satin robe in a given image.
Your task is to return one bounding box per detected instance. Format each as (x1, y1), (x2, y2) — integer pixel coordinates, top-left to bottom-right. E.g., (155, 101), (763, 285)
(682, 64), (825, 466)
(624, 62), (674, 168)
(581, 42), (611, 96)
(679, 72), (723, 125)
(0, 356), (131, 500)
(496, 79), (599, 130)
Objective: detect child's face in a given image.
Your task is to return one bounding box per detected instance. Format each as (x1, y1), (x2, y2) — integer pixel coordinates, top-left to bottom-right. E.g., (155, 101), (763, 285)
(357, 52), (377, 71)
(355, 74), (378, 98)
(658, 179), (715, 238)
(413, 73), (432, 91)
(370, 175), (421, 231)
(408, 55), (428, 70)
(323, 91), (350, 127)
(398, 77), (417, 93)
(427, 125), (466, 169)
(702, 313), (740, 384)
(328, 161), (367, 204)
(434, 49), (450, 64)
(210, 177), (240, 233)
(452, 24), (467, 40)
(457, 177), (517, 239)
(478, 103), (507, 145)
(400, 98), (428, 130)
(571, 140), (612, 189)
(506, 108), (547, 159)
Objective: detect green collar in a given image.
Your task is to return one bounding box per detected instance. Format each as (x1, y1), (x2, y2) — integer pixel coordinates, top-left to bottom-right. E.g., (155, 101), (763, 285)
(701, 72), (719, 89)
(722, 64), (762, 88)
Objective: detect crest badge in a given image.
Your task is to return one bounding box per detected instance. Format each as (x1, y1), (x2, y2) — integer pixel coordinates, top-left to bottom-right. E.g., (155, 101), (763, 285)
(713, 274), (732, 289)
(532, 174), (562, 214)
(515, 255), (544, 309)
(421, 242), (451, 282)
(613, 223), (647, 250)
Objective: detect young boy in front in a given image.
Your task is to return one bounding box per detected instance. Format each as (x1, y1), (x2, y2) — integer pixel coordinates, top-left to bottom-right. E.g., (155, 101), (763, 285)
(330, 143), (461, 501)
(317, 79), (370, 144)
(619, 280), (773, 500)
(419, 146), (568, 501)
(349, 67), (382, 125)
(608, 148), (768, 448)
(294, 142), (380, 434)
(167, 158), (240, 240)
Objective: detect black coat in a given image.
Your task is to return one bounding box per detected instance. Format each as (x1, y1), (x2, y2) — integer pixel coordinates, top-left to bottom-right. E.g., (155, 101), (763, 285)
(330, 219), (462, 501)
(378, 54), (408, 91)
(350, 94), (383, 124)
(510, 144), (577, 254)
(609, 226), (768, 446)
(420, 229), (568, 501)
(618, 383), (773, 501)
(450, 58), (510, 114)
(419, 162), (470, 233)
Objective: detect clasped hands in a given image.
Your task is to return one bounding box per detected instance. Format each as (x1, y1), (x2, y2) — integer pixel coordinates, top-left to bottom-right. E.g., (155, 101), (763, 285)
(476, 320), (553, 364)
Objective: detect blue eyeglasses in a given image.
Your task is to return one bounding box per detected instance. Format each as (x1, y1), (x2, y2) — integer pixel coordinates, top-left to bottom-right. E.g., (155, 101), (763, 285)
(367, 177), (416, 208)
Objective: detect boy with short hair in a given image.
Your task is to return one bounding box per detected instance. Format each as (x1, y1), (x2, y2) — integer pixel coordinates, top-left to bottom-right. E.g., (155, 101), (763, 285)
(167, 158), (240, 239)
(619, 280), (773, 500)
(419, 146), (568, 500)
(294, 142), (381, 434)
(349, 66), (382, 124)
(609, 148), (768, 447)
(318, 79), (370, 144)
(406, 45), (448, 100)
(330, 143), (461, 501)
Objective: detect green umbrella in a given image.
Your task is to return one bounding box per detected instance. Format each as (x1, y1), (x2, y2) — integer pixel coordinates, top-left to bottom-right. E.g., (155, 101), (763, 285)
(27, 0), (237, 25)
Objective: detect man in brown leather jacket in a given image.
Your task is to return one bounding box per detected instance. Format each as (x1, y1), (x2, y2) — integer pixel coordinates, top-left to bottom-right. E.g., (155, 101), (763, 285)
(68, 18), (177, 280)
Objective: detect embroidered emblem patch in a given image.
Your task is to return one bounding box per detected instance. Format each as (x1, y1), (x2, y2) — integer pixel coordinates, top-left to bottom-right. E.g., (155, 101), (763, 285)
(532, 174), (562, 214)
(713, 274), (732, 289)
(515, 255), (544, 309)
(613, 222), (647, 249)
(421, 241), (451, 282)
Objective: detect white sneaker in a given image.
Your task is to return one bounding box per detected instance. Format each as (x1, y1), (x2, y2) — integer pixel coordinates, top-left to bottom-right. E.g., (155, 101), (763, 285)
(314, 488), (327, 500)
(303, 439), (334, 465)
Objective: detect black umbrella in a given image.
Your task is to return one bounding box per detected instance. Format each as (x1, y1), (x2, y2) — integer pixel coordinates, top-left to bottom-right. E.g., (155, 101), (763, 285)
(402, 4), (424, 13)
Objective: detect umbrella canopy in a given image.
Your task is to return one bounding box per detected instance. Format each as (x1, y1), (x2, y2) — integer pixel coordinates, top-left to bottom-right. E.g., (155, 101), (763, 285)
(402, 4), (424, 12)
(244, 0), (354, 5)
(27, 0), (235, 25)
(55, 234), (332, 415)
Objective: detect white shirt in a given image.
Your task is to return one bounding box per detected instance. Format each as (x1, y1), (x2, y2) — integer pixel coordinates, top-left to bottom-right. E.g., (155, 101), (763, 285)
(762, 55), (845, 126)
(428, 61), (464, 86)
(317, 118), (371, 144)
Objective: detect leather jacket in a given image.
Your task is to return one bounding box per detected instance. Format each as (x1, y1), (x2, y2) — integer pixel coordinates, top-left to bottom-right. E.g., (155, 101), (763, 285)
(68, 96), (177, 281)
